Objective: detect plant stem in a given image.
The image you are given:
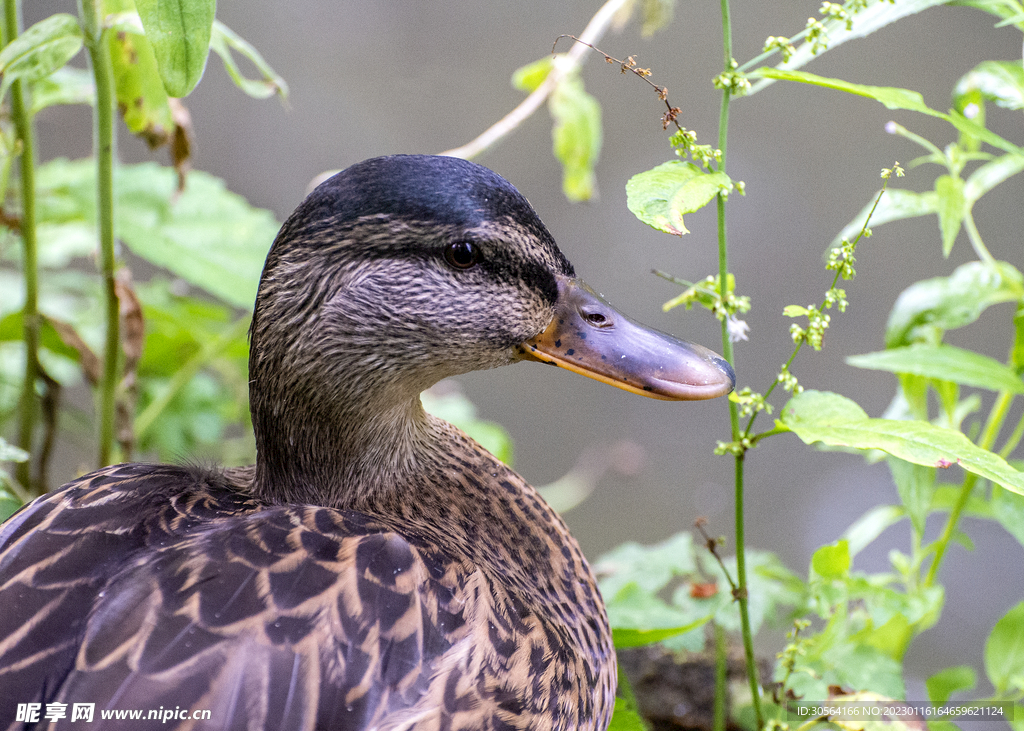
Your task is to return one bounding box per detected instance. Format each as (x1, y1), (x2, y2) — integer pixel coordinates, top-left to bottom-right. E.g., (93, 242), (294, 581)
(714, 622), (727, 731)
(963, 211), (996, 266)
(716, 0), (763, 726)
(925, 390), (1013, 587)
(80, 0), (119, 467)
(4, 0), (40, 492)
(440, 0), (630, 160)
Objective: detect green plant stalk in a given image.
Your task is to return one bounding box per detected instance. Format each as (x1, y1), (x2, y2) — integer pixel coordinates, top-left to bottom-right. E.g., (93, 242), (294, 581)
(963, 211), (995, 266)
(4, 0), (40, 492)
(714, 622), (727, 731)
(925, 389), (1013, 587)
(80, 0), (119, 467)
(716, 0), (762, 727)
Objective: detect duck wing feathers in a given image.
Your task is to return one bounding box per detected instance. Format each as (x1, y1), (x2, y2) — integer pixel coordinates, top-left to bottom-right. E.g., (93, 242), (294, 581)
(0, 464), (590, 731)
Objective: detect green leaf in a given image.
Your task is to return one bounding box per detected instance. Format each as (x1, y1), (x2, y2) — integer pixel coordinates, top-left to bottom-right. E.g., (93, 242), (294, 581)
(0, 436), (29, 463)
(749, 68), (935, 114)
(926, 665), (976, 706)
(933, 175), (965, 256)
(613, 616), (710, 648)
(208, 21), (288, 100)
(831, 189), (938, 251)
(986, 601), (1024, 694)
(36, 159), (279, 308)
(595, 532), (696, 598)
(0, 14), (83, 103)
(811, 540), (850, 579)
(626, 161), (730, 236)
(885, 261), (1024, 347)
(748, 0), (949, 95)
(778, 390), (1024, 495)
(604, 583), (696, 634)
(992, 486), (1024, 551)
(954, 60), (1024, 112)
(550, 74), (602, 202)
(135, 0), (215, 97)
(847, 344), (1024, 393)
(108, 28), (175, 147)
(886, 458), (933, 536)
(511, 56), (553, 93)
(964, 153), (1024, 204)
(30, 66), (94, 113)
(607, 698), (648, 731)
(783, 305), (809, 317)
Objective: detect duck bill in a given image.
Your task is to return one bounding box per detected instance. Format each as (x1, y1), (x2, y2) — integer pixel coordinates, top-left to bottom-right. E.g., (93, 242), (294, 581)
(517, 275), (735, 401)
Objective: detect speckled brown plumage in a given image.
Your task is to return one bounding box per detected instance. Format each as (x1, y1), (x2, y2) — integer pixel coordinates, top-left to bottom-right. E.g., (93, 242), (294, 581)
(0, 155), (732, 730)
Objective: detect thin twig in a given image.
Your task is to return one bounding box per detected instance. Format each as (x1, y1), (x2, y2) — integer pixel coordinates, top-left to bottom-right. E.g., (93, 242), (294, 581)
(694, 517), (740, 598)
(439, 0), (631, 160)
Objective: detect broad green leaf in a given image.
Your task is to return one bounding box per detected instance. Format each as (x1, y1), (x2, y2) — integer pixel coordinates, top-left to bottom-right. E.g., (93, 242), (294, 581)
(831, 188), (937, 250)
(847, 344), (1024, 393)
(613, 615), (710, 648)
(550, 74), (601, 202)
(954, 60), (1024, 112)
(950, 0), (1024, 25)
(964, 153), (1024, 204)
(825, 644), (906, 699)
(135, 0), (215, 97)
(595, 532), (695, 597)
(0, 481), (22, 523)
(604, 582), (696, 633)
(926, 665), (976, 706)
(750, 68), (934, 114)
(885, 261), (1024, 347)
(0, 14), (83, 103)
(748, 0), (949, 96)
(607, 698), (648, 731)
(751, 68), (1022, 155)
(36, 159), (279, 308)
(986, 601), (1024, 694)
(626, 161), (729, 236)
(811, 540), (850, 579)
(209, 21), (287, 100)
(778, 390), (1024, 495)
(107, 10), (175, 147)
(511, 56), (553, 93)
(30, 66), (94, 114)
(852, 613), (914, 662)
(933, 175), (965, 256)
(886, 458), (933, 535)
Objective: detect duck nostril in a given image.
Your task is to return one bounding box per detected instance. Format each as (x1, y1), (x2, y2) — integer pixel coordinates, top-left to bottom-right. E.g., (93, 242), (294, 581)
(582, 311), (610, 327)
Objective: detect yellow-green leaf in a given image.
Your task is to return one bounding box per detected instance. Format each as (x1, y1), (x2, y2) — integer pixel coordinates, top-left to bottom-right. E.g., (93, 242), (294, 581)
(779, 390), (1024, 495)
(108, 28), (174, 147)
(511, 56), (553, 93)
(933, 175), (965, 256)
(550, 74), (601, 202)
(626, 161), (730, 236)
(135, 0), (215, 97)
(0, 14), (83, 103)
(847, 344), (1024, 393)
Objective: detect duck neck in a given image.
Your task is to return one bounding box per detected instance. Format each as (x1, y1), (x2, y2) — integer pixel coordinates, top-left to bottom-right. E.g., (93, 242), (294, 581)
(252, 388), (441, 509)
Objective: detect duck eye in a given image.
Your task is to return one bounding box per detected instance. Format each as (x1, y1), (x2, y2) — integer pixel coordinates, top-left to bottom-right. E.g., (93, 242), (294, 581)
(444, 241), (481, 270)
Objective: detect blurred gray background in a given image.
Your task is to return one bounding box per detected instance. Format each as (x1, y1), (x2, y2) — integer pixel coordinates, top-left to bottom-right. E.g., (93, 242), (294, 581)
(29, 0), (1024, 697)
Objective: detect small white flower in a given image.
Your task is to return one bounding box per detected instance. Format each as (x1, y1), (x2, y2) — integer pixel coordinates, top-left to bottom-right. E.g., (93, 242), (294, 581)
(727, 316), (750, 343)
(963, 102), (980, 119)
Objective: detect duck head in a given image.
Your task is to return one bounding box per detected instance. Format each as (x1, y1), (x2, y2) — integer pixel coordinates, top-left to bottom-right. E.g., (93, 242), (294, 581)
(249, 155), (734, 504)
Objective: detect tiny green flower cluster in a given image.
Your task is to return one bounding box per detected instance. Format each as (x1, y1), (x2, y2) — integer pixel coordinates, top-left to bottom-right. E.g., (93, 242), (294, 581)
(819, 2), (854, 31)
(826, 238), (858, 281)
(715, 437), (753, 456)
(731, 387), (772, 418)
(713, 60), (751, 96)
(763, 36), (797, 63)
(776, 364), (803, 394)
(669, 127), (722, 169)
(788, 304), (830, 350)
(804, 17), (830, 54)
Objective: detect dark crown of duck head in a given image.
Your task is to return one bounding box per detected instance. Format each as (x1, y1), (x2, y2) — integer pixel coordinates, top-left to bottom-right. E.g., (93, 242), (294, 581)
(249, 155), (577, 430)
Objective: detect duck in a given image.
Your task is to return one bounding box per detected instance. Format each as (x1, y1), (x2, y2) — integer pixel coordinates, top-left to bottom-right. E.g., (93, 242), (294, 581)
(0, 155), (734, 731)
